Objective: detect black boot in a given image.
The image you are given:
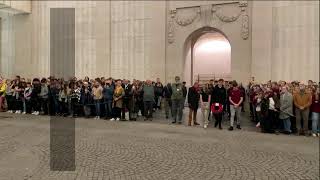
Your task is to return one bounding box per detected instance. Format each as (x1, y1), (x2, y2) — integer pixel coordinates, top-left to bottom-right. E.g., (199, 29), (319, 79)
(228, 126), (233, 131)
(214, 121), (218, 128)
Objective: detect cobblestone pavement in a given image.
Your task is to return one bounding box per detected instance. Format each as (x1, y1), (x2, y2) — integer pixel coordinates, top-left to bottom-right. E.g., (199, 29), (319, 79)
(0, 112), (319, 180)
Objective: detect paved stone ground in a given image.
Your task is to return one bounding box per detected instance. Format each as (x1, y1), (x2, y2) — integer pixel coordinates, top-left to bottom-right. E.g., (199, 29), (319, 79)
(0, 111), (319, 180)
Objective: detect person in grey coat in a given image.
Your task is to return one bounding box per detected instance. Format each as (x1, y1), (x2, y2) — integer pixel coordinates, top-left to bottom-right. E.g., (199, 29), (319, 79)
(143, 80), (155, 121)
(279, 86), (293, 134)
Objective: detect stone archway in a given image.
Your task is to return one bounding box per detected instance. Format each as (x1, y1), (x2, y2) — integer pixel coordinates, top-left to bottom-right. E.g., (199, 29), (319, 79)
(165, 1), (251, 84)
(183, 27), (231, 86)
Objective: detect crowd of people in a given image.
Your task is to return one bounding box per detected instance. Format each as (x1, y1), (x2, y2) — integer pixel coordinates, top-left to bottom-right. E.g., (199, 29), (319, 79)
(0, 75), (319, 137)
(247, 79), (320, 137)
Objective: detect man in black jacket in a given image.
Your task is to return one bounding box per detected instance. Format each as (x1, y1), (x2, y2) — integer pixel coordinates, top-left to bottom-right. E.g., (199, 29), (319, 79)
(154, 78), (163, 110)
(211, 79), (227, 129)
(122, 79), (133, 120)
(188, 82), (200, 126)
(182, 81), (187, 109)
(163, 83), (172, 119)
(31, 78), (41, 115)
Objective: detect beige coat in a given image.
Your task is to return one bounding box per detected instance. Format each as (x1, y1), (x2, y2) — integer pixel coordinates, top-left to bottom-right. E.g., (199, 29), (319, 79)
(113, 86), (124, 108)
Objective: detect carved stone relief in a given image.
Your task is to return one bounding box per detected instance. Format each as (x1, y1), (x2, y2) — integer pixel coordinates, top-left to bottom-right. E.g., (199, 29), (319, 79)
(167, 1), (249, 43)
(168, 10), (176, 44)
(241, 14), (249, 40)
(174, 7), (200, 26)
(212, 4), (242, 23)
(200, 5), (212, 27)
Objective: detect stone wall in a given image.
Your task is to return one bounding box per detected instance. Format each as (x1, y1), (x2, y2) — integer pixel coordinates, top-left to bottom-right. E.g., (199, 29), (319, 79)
(0, 0), (319, 83)
(0, 1), (166, 81)
(252, 1), (319, 83)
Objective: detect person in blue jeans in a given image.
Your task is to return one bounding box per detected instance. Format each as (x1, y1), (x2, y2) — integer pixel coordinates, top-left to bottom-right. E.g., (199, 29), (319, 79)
(103, 78), (114, 120)
(92, 80), (103, 119)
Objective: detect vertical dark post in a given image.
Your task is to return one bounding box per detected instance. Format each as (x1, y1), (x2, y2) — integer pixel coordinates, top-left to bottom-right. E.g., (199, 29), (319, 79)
(191, 38), (195, 85)
(50, 8), (75, 171)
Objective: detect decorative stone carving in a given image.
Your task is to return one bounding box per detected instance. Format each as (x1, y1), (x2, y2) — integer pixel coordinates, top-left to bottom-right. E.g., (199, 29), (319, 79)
(241, 14), (249, 40)
(175, 7), (200, 26)
(212, 5), (242, 23)
(239, 1), (248, 11)
(200, 5), (212, 27)
(168, 10), (176, 44)
(167, 1), (251, 44)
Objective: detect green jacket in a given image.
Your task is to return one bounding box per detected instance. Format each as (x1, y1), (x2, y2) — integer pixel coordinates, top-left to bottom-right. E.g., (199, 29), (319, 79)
(143, 85), (155, 102)
(171, 83), (183, 100)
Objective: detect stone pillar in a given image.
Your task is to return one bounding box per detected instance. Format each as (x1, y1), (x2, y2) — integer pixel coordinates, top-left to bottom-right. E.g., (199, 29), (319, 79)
(0, 12), (15, 79)
(271, 1), (319, 82)
(110, 1), (150, 80)
(251, 1), (273, 82)
(252, 1), (319, 82)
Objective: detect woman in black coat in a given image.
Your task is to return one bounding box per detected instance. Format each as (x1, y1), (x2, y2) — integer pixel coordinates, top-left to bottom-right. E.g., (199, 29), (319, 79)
(188, 82), (200, 126)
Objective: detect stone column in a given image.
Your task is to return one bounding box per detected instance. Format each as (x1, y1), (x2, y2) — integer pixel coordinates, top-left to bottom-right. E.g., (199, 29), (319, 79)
(0, 12), (15, 79)
(110, 1), (149, 80)
(271, 1), (319, 82)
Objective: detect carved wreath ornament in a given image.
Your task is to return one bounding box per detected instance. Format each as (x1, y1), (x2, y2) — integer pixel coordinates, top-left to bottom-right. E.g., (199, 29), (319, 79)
(168, 1), (249, 43)
(174, 7), (200, 26)
(212, 5), (242, 23)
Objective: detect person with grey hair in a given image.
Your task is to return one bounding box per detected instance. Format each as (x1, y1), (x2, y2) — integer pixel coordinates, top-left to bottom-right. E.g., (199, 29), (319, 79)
(279, 86), (293, 134)
(169, 76), (184, 124)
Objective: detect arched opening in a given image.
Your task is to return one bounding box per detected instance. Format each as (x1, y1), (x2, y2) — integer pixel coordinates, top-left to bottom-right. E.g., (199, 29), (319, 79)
(183, 27), (231, 86)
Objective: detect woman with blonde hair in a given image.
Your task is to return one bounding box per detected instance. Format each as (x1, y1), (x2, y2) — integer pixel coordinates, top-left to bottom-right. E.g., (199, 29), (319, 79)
(111, 79), (124, 121)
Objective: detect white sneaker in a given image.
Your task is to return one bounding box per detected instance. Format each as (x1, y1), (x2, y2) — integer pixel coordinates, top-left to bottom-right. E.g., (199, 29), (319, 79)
(204, 125), (207, 129)
(15, 110), (21, 114)
(22, 112), (26, 114)
(116, 118), (120, 121)
(34, 111), (39, 115)
(96, 116), (100, 119)
(312, 133), (317, 137)
(7, 110), (12, 113)
(110, 118), (115, 121)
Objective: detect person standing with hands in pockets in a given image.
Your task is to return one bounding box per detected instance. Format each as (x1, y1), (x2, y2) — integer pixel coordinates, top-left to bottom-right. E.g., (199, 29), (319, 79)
(170, 76), (184, 124)
(228, 81), (243, 131)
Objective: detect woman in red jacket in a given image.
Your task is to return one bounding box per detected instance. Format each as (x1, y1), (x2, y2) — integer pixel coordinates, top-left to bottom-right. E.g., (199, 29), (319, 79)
(310, 86), (320, 137)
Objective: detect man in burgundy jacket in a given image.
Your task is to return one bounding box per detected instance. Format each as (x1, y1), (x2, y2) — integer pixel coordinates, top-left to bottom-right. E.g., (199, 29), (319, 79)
(228, 81), (244, 131)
